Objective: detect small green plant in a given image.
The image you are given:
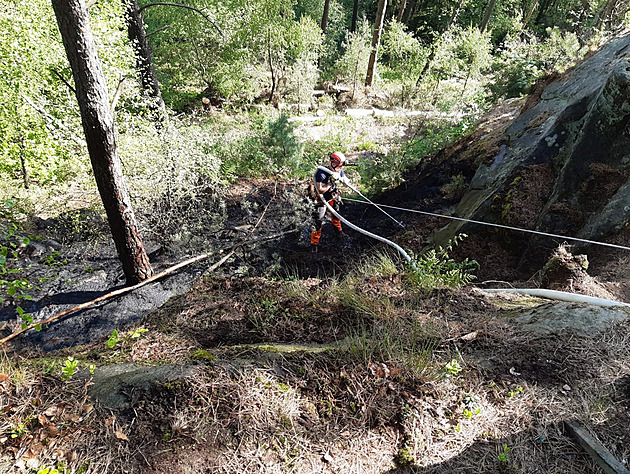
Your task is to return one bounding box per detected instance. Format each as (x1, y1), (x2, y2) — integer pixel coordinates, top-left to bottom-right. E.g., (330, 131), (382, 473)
(105, 329), (120, 348)
(9, 421), (28, 439)
(0, 214), (35, 328)
(442, 358), (462, 377)
(508, 385), (524, 397)
(406, 234), (479, 291)
(394, 445), (416, 467)
(37, 467), (60, 474)
(498, 443), (511, 462)
(441, 173), (469, 201)
(105, 327), (149, 349)
(41, 251), (67, 267)
(42, 359), (57, 374)
(61, 357), (78, 381)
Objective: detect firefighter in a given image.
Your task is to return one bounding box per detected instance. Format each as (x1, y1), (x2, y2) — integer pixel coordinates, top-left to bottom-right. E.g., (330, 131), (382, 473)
(310, 151), (351, 251)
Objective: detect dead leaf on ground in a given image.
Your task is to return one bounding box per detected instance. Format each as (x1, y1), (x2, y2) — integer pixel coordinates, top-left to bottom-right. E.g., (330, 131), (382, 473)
(461, 331), (479, 341)
(114, 429), (129, 441)
(0, 373), (9, 383)
(43, 405), (59, 417)
(369, 361), (390, 378)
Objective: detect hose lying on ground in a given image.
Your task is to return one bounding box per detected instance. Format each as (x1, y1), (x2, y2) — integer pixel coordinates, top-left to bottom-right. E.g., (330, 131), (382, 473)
(481, 288), (630, 308)
(313, 171), (413, 264)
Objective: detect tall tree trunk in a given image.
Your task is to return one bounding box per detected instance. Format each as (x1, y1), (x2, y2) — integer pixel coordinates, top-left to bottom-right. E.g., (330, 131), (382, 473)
(321, 0), (331, 32)
(397, 0), (407, 21)
(365, 0), (387, 87)
(267, 26), (277, 103)
(51, 0), (153, 285)
(351, 0), (360, 32)
(125, 0), (165, 119)
(401, 0), (416, 23)
(480, 0), (497, 33)
(319, 0), (331, 68)
(18, 135), (29, 189)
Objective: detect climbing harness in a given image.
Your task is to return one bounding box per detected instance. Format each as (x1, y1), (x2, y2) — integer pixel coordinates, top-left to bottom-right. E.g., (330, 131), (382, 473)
(312, 171), (413, 264)
(345, 198), (630, 252)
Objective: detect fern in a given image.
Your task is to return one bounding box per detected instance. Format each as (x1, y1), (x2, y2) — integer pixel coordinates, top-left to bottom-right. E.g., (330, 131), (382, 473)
(406, 234), (479, 290)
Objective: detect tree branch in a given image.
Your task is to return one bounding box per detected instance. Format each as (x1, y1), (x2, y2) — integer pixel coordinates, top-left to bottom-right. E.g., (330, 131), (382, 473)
(21, 94), (85, 148)
(138, 2), (223, 37)
(146, 24), (172, 37)
(111, 75), (128, 112)
(51, 68), (76, 94)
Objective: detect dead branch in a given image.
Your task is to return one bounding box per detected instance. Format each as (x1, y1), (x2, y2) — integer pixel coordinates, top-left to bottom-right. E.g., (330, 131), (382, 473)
(111, 75), (129, 112)
(52, 68), (75, 94)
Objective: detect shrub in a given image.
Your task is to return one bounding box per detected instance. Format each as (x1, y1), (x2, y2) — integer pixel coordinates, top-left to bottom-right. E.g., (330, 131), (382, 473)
(490, 28), (582, 99)
(405, 234), (479, 291)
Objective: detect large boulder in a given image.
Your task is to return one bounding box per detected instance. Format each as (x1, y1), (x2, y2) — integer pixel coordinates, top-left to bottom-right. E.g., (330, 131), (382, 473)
(429, 33), (630, 277)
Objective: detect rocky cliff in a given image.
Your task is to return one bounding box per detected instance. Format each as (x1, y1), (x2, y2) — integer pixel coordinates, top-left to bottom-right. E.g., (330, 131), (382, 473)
(428, 33), (630, 277)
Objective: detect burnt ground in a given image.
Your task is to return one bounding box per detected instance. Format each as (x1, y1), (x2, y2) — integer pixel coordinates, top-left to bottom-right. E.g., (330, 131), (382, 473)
(2, 109), (630, 472)
(1, 169), (629, 473)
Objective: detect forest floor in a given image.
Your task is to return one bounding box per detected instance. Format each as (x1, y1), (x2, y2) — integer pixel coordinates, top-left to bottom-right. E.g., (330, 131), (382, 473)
(1, 111), (630, 473)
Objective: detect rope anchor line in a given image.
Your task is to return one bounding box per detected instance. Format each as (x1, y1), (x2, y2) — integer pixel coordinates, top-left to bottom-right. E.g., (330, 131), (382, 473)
(345, 197), (630, 252)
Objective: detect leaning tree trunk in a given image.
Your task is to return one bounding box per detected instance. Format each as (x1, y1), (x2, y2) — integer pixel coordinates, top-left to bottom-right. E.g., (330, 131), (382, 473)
(125, 0), (165, 119)
(365, 0), (387, 87)
(51, 0), (153, 285)
(397, 0), (407, 21)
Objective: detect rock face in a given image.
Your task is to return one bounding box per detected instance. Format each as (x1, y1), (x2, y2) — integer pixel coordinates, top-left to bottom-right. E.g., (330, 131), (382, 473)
(431, 33), (630, 276)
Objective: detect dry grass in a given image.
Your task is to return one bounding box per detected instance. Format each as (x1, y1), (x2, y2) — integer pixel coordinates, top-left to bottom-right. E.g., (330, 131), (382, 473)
(2, 264), (629, 473)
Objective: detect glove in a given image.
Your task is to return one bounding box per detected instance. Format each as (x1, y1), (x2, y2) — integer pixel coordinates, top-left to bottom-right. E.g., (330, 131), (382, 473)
(339, 175), (350, 186)
(330, 171), (341, 181)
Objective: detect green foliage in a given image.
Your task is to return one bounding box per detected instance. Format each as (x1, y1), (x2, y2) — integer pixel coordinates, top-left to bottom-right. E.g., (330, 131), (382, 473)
(0, 0), (136, 187)
(332, 19), (372, 87)
(498, 443), (511, 462)
(61, 357), (78, 381)
(491, 28), (582, 99)
(405, 235), (479, 291)
(105, 328), (149, 349)
(9, 421), (29, 439)
(144, 0), (322, 106)
(360, 119), (471, 195)
(346, 319), (439, 377)
(382, 20), (424, 71)
(215, 114), (306, 178)
(0, 203), (35, 329)
(442, 358), (462, 377)
(37, 468), (60, 474)
(441, 173), (468, 201)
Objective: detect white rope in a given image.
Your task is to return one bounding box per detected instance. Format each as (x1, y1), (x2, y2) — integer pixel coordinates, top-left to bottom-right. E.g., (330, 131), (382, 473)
(344, 181), (405, 228)
(345, 197), (630, 252)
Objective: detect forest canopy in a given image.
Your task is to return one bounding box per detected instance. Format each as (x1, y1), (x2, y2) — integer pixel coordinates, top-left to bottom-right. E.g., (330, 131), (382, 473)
(0, 0), (627, 206)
